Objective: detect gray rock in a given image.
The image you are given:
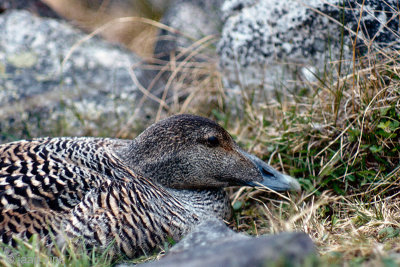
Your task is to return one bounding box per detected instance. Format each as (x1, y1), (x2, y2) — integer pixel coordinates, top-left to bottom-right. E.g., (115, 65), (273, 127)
(154, 0), (224, 61)
(167, 218), (249, 253)
(218, 0), (400, 93)
(119, 219), (315, 267)
(0, 10), (154, 143)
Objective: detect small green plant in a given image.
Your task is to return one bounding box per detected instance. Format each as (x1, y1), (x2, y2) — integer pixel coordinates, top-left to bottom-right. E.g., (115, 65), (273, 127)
(0, 235), (116, 267)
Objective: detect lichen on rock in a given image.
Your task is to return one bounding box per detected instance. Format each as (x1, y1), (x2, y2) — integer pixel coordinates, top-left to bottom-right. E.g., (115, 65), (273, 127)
(218, 0), (400, 94)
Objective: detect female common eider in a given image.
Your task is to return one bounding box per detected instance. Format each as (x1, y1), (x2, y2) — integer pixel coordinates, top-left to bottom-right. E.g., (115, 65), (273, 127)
(0, 114), (300, 257)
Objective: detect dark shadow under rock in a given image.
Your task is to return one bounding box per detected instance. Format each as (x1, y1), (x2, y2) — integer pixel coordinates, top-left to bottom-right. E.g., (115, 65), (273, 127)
(119, 219), (315, 267)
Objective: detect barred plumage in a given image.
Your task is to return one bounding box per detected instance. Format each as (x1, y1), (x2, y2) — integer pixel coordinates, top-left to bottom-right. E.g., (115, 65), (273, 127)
(0, 114), (300, 257)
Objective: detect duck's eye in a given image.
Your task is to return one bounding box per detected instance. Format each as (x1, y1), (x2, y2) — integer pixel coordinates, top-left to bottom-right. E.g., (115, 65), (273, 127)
(206, 136), (220, 147)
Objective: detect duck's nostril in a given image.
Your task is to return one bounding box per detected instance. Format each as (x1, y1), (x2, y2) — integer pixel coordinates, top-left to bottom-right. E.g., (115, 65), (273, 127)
(261, 166), (275, 178)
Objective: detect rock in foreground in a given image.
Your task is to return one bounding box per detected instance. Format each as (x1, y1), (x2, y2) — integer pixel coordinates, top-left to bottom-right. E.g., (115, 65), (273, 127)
(119, 219), (315, 267)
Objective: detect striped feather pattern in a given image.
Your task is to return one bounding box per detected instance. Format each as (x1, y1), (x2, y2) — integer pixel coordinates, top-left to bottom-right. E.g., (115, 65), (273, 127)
(0, 137), (201, 257)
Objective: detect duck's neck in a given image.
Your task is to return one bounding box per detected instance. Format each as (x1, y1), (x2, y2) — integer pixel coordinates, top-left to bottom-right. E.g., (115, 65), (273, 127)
(117, 140), (233, 221)
(118, 139), (173, 187)
(166, 188), (232, 222)
(118, 139), (147, 167)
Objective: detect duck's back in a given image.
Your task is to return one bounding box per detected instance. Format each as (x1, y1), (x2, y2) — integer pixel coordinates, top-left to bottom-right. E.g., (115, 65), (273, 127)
(0, 137), (125, 244)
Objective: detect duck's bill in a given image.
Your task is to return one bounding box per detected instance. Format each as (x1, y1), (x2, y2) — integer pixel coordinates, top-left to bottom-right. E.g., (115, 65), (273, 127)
(241, 151), (301, 192)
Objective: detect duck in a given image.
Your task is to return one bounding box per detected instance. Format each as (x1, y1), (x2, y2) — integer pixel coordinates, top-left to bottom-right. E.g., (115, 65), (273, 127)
(0, 114), (300, 258)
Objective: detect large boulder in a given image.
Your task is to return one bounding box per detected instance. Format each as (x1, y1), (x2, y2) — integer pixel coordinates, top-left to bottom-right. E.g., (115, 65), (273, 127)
(218, 0), (400, 94)
(0, 10), (154, 143)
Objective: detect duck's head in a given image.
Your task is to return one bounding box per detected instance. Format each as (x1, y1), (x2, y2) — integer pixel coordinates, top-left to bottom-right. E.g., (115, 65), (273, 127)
(126, 114), (300, 192)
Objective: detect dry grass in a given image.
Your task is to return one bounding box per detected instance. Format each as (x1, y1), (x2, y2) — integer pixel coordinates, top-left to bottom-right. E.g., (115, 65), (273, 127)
(229, 188), (400, 265)
(215, 51), (400, 266)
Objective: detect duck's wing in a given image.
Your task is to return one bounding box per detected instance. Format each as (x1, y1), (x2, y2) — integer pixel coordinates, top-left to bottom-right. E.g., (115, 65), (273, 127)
(0, 137), (130, 244)
(61, 180), (190, 258)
